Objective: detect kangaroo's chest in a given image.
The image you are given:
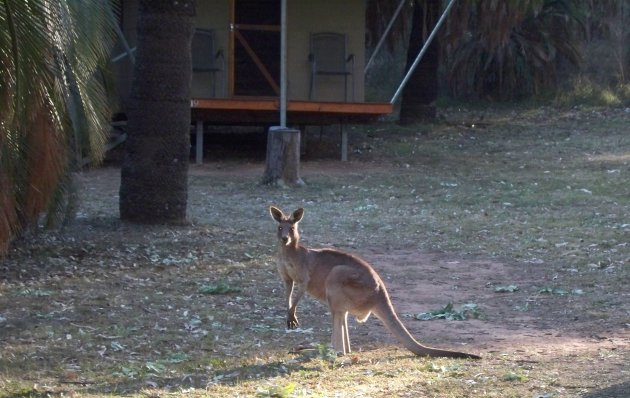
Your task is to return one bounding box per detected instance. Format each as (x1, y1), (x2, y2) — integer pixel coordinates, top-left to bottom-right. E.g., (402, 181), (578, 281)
(277, 254), (331, 302)
(277, 255), (307, 283)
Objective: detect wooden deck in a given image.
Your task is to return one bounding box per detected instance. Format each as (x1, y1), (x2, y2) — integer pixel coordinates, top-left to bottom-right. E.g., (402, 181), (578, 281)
(191, 98), (393, 125)
(190, 98), (393, 163)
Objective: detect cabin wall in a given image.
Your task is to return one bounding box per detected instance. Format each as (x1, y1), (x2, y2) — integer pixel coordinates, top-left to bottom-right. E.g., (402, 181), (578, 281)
(194, 2), (230, 98)
(287, 0), (365, 102)
(113, 1), (230, 104)
(114, 0), (366, 107)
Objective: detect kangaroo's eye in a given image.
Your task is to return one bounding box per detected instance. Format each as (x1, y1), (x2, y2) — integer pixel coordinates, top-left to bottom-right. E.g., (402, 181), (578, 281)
(278, 226), (283, 231)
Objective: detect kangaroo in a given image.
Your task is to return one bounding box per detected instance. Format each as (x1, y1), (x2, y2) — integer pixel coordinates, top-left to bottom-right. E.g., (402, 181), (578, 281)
(269, 206), (480, 359)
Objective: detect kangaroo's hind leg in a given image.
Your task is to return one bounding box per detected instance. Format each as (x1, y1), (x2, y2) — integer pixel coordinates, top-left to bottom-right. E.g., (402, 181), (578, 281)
(326, 265), (370, 355)
(331, 310), (350, 355)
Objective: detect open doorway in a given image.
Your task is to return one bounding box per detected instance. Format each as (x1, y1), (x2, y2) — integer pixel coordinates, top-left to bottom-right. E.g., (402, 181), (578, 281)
(231, 0), (280, 97)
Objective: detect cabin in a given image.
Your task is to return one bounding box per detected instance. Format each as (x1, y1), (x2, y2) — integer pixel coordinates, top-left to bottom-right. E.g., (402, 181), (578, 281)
(112, 0), (394, 162)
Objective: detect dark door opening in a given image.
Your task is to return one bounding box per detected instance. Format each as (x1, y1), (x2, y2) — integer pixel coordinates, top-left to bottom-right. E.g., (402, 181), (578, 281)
(232, 0), (280, 97)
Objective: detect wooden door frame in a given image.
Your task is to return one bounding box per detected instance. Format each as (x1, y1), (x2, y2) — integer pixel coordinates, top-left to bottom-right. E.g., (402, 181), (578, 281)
(228, 0), (281, 97)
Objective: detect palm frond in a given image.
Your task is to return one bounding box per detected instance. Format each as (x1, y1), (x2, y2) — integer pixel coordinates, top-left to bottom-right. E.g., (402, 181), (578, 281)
(0, 0), (118, 255)
(443, 0), (584, 99)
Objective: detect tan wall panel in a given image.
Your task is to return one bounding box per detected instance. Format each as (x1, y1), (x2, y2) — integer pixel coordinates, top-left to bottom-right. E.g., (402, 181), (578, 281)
(193, 1), (230, 97)
(287, 0), (365, 101)
(116, 0), (365, 104)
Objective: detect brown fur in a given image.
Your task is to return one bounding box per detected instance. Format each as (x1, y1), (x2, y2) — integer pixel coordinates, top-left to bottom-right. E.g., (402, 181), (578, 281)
(269, 206), (480, 359)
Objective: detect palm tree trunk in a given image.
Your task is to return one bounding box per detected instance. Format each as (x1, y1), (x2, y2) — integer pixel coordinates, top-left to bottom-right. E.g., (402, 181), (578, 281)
(119, 0), (196, 224)
(399, 0), (440, 124)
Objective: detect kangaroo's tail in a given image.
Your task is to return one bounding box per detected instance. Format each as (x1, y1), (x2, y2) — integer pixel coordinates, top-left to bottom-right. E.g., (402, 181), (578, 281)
(373, 294), (481, 360)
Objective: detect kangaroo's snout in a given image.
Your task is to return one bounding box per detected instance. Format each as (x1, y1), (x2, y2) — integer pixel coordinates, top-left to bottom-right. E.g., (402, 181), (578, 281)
(279, 226), (293, 245)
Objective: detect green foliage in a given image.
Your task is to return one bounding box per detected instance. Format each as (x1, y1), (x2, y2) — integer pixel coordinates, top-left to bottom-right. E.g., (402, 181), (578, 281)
(555, 78), (630, 107)
(257, 382), (297, 398)
(502, 370), (529, 382)
(317, 343), (338, 363)
(15, 288), (54, 297)
(161, 351), (190, 364)
(294, 343), (338, 365)
(444, 0), (584, 100)
(414, 303), (481, 321)
(0, 387), (52, 398)
(0, 0), (118, 255)
(198, 281), (241, 295)
(495, 285), (520, 293)
(422, 362), (464, 374)
(537, 287), (584, 296)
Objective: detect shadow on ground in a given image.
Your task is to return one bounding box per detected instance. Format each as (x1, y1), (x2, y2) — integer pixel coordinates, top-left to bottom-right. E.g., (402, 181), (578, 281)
(581, 381), (630, 398)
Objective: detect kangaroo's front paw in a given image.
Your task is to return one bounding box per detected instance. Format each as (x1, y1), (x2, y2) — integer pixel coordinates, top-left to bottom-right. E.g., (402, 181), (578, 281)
(287, 316), (299, 329)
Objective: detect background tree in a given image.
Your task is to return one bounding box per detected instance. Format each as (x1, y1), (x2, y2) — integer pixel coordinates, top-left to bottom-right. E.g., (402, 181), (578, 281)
(119, 0), (195, 224)
(581, 0), (629, 85)
(0, 0), (117, 255)
(443, 0), (584, 100)
(365, 0), (409, 52)
(399, 0), (442, 124)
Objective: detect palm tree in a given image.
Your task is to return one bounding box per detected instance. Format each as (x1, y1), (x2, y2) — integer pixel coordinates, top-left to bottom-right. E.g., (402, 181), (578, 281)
(118, 0), (196, 224)
(0, 0), (117, 255)
(443, 0), (584, 99)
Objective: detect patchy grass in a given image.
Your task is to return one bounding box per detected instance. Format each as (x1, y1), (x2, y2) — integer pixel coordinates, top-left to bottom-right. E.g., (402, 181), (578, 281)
(555, 78), (630, 107)
(1, 106), (629, 397)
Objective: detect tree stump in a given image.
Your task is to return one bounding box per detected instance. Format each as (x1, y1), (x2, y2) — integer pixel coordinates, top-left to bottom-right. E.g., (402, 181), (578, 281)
(262, 127), (304, 187)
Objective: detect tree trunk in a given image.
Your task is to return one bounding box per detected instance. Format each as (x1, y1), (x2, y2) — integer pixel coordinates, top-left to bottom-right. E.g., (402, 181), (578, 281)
(399, 0), (441, 124)
(119, 0), (195, 224)
(262, 127), (304, 187)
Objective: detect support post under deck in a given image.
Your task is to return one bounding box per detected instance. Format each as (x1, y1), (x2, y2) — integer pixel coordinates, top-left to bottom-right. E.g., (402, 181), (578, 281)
(195, 120), (204, 164)
(341, 125), (348, 162)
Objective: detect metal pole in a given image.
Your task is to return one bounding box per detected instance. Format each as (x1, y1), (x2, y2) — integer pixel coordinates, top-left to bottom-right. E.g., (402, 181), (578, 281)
(107, 3), (135, 65)
(279, 0), (287, 127)
(364, 0), (406, 74)
(390, 0), (456, 104)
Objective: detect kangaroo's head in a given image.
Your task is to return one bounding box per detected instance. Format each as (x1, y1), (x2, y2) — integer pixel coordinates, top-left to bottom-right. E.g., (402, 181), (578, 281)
(269, 206), (304, 247)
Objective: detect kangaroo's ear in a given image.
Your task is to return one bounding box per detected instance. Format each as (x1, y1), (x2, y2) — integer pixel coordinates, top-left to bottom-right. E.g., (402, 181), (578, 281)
(291, 208), (304, 224)
(269, 206), (285, 222)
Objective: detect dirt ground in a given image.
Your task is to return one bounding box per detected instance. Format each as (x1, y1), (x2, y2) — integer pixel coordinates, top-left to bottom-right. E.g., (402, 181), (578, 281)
(190, 165), (630, 377)
(364, 249), (628, 356)
(1, 107), (630, 397)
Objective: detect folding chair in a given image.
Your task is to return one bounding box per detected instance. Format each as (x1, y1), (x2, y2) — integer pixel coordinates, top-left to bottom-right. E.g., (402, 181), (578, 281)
(309, 32), (355, 101)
